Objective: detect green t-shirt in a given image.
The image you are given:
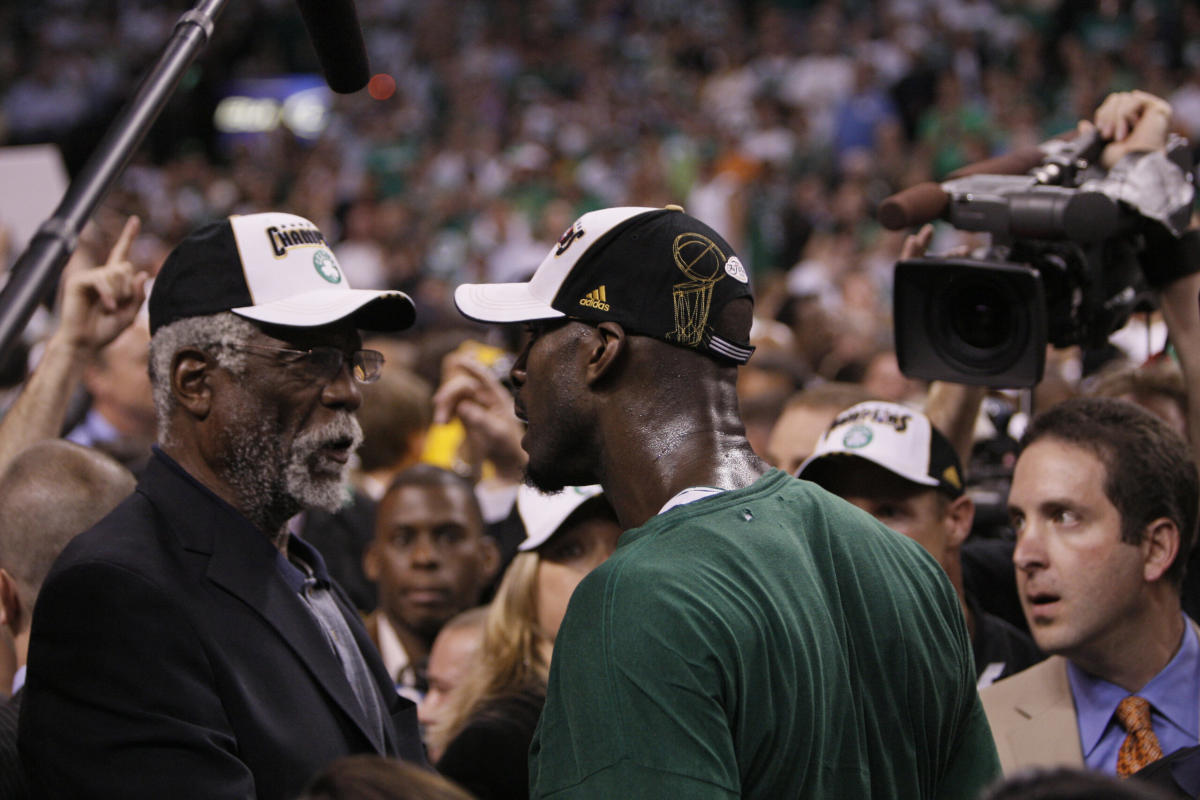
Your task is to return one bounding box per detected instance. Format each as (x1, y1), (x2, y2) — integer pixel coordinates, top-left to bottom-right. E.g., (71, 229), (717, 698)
(530, 470), (1000, 799)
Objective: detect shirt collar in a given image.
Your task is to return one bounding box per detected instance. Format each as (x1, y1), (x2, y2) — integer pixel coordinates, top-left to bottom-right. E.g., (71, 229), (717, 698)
(276, 530), (333, 592)
(151, 447), (332, 591)
(152, 445), (253, 522)
(657, 486), (727, 516)
(11, 664), (26, 695)
(77, 408), (121, 444)
(375, 613), (411, 682)
(1067, 615), (1199, 756)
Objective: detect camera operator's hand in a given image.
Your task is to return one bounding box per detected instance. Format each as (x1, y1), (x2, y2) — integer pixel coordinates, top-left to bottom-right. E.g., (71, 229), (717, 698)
(1091, 90), (1172, 169)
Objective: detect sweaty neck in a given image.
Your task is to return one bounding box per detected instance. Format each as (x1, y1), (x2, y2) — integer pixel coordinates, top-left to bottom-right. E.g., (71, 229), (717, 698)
(597, 424), (769, 530)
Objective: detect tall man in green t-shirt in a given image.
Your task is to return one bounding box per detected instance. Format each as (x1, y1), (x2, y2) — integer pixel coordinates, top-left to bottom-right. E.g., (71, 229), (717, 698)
(453, 205), (1001, 798)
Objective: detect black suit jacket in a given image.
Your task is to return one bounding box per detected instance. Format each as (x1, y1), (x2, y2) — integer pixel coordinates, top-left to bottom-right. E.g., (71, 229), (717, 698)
(0, 689), (25, 800)
(19, 449), (424, 799)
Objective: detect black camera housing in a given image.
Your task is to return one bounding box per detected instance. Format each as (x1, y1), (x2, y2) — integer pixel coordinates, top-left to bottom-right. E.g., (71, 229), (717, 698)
(895, 258), (1047, 388)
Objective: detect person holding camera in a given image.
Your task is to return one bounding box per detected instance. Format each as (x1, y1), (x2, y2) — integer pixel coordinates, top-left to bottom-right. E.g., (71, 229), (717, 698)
(980, 92), (1200, 780)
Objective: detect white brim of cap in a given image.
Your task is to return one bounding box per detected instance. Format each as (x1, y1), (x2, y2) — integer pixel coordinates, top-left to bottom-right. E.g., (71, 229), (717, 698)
(517, 484), (606, 551)
(455, 282), (565, 324)
(232, 288), (415, 331)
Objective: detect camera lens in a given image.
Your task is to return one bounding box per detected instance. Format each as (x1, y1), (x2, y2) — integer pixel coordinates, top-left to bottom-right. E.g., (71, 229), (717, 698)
(929, 270), (1030, 375)
(946, 282), (1011, 351)
(894, 258), (1046, 387)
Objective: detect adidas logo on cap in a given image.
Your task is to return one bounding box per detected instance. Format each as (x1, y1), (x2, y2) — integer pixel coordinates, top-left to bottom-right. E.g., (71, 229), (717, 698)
(579, 285), (609, 311)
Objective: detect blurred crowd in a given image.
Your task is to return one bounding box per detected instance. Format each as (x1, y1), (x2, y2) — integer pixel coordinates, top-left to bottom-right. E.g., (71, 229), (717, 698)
(6, 3), (1200, 798)
(4, 0), (1200, 410)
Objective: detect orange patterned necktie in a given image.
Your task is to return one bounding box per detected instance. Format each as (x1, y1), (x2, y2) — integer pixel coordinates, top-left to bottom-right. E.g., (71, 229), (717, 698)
(1115, 695), (1164, 778)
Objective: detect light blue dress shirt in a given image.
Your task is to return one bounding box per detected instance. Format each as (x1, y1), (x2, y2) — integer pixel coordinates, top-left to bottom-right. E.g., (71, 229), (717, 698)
(1067, 615), (1200, 774)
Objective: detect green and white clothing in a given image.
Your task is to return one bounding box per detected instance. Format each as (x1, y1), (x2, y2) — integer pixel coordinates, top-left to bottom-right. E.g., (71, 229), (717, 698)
(530, 469), (1000, 799)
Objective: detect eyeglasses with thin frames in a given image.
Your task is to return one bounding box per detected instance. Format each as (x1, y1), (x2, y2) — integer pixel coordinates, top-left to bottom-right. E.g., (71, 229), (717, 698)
(227, 343), (385, 384)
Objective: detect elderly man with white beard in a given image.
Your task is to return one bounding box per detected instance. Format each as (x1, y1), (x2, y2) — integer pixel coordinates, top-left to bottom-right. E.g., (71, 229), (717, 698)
(19, 213), (426, 800)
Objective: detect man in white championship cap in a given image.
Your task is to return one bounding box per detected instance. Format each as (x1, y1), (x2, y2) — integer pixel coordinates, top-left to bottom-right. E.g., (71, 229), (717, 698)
(20, 213), (425, 799)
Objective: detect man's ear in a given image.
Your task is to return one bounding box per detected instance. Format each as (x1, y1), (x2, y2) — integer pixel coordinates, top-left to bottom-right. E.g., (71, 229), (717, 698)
(944, 495), (975, 550)
(586, 322), (626, 386)
(0, 570), (23, 638)
(172, 349), (215, 420)
(478, 536), (501, 582)
(1141, 517), (1180, 584)
(363, 540), (381, 582)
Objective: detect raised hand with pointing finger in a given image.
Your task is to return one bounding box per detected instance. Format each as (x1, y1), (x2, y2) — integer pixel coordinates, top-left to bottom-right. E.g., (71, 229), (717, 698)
(0, 215), (148, 471)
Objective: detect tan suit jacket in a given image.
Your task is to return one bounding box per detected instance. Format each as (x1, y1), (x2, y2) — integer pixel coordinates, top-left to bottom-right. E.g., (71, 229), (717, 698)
(981, 619), (1200, 775)
(979, 655), (1082, 774)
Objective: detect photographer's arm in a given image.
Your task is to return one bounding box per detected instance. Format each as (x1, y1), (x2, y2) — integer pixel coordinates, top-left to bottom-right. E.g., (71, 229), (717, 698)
(1091, 91), (1200, 458)
(1157, 270), (1200, 461)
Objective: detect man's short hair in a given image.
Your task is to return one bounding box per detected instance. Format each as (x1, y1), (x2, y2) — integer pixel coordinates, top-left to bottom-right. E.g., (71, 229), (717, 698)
(0, 440), (135, 601)
(382, 464), (484, 533)
(148, 311), (258, 443)
(1020, 396), (1199, 587)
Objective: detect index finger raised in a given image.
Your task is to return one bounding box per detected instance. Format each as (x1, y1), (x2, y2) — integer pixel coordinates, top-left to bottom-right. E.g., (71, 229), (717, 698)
(106, 215), (141, 268)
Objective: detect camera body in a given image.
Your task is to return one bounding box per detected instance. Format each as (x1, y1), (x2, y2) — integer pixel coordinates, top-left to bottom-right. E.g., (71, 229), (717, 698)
(893, 134), (1193, 388)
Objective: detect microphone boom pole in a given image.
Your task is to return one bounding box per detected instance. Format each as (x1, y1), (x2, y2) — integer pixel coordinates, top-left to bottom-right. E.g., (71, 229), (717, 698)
(0, 0), (230, 360)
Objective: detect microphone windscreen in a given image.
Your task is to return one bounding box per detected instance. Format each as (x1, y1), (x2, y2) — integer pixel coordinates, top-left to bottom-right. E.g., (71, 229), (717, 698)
(295, 0), (370, 94)
(878, 182), (949, 230)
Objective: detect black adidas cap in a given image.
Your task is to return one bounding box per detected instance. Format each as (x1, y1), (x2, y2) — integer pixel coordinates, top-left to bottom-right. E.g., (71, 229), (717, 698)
(150, 211), (416, 335)
(453, 206), (755, 364)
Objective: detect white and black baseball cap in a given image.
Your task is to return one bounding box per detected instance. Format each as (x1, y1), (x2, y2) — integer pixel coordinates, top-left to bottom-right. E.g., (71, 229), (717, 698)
(454, 205), (756, 364)
(796, 401), (965, 498)
(516, 484), (606, 551)
(149, 212), (415, 334)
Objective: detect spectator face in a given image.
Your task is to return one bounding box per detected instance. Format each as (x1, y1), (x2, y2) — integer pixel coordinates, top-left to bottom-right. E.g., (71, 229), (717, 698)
(812, 461), (962, 567)
(535, 514), (622, 639)
(86, 321), (155, 435)
(367, 484), (497, 640)
(209, 321), (364, 516)
(766, 404), (842, 474)
(418, 620), (483, 758)
(1008, 438), (1147, 664)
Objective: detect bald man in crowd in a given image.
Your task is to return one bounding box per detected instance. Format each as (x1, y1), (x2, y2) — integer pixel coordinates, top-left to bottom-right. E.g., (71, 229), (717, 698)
(0, 440), (136, 800)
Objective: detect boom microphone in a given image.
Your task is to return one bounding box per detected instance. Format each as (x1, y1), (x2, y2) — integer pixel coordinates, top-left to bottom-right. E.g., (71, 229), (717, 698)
(878, 182), (949, 231)
(879, 134), (1090, 230)
(295, 0), (370, 94)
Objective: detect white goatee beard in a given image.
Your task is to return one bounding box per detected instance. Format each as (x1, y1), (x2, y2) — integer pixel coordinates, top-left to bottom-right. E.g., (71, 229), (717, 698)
(283, 413), (363, 512)
(223, 410), (363, 530)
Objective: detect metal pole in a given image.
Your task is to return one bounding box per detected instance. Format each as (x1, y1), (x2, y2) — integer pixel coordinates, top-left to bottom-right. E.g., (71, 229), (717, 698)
(0, 0), (229, 359)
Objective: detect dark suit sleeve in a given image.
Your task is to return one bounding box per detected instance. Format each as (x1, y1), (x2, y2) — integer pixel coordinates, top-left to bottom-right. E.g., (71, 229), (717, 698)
(19, 561), (255, 799)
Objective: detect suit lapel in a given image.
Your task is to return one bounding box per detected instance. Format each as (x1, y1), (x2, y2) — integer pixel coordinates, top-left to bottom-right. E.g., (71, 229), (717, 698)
(141, 455), (387, 753)
(206, 532), (389, 753)
(1004, 657), (1084, 770)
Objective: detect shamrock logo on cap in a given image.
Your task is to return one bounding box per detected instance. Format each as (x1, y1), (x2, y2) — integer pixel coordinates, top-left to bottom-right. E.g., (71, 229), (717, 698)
(842, 425), (873, 449)
(313, 250), (342, 284)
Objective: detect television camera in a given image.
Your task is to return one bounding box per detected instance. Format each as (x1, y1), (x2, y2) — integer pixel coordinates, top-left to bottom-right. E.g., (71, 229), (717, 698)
(879, 129), (1196, 387)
